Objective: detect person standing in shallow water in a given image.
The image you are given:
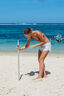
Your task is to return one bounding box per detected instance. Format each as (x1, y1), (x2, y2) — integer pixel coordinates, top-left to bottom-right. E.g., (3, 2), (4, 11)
(17, 28), (51, 79)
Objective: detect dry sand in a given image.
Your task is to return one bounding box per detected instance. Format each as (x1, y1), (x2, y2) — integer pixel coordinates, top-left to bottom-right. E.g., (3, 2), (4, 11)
(0, 53), (64, 96)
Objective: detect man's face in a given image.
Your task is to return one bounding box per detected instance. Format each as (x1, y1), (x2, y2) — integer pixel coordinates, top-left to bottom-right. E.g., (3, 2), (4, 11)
(24, 34), (30, 38)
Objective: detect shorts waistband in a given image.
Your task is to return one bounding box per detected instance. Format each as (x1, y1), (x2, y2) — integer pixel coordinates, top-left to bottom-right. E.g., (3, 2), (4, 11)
(42, 42), (51, 46)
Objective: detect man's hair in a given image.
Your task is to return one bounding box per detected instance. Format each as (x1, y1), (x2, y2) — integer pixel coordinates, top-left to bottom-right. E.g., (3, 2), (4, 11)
(24, 28), (32, 34)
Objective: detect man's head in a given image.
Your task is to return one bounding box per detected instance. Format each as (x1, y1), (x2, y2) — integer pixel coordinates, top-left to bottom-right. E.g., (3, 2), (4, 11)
(24, 28), (32, 35)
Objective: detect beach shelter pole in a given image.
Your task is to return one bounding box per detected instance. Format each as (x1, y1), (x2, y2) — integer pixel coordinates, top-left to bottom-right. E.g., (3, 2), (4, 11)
(17, 40), (20, 80)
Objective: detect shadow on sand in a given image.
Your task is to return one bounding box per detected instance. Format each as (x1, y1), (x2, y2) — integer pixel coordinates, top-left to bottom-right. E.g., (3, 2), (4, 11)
(25, 71), (51, 76)
(19, 71), (51, 80)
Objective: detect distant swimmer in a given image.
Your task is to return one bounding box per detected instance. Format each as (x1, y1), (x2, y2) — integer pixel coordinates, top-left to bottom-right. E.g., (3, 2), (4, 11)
(54, 35), (62, 42)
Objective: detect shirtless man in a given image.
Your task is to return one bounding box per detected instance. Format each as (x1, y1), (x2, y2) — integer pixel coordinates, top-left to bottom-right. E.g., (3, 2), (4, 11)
(17, 28), (51, 79)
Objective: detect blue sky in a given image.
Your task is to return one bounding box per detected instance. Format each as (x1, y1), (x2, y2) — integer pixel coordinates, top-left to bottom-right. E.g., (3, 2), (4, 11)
(0, 0), (64, 23)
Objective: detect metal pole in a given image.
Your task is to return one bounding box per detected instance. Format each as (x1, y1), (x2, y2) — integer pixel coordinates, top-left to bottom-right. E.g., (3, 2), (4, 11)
(17, 40), (20, 80)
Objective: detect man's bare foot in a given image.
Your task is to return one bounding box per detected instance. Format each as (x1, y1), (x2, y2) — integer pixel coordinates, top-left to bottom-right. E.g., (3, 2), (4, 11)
(43, 71), (47, 78)
(33, 75), (42, 80)
(43, 74), (47, 78)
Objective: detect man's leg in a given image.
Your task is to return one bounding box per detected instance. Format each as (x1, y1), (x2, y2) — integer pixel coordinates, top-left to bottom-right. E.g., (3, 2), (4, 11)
(43, 64), (47, 78)
(38, 51), (49, 78)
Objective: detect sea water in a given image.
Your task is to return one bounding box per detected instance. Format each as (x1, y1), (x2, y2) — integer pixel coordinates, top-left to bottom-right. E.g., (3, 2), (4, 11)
(0, 24), (64, 54)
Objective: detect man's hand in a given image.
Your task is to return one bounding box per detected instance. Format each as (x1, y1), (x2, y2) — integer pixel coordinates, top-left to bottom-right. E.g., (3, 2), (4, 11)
(17, 47), (22, 50)
(17, 46), (25, 50)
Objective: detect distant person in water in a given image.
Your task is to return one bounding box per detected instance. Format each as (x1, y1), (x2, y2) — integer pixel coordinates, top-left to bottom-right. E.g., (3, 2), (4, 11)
(17, 28), (51, 79)
(55, 35), (62, 42)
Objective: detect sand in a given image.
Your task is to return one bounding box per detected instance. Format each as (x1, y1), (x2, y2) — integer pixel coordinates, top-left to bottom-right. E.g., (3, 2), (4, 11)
(0, 53), (64, 96)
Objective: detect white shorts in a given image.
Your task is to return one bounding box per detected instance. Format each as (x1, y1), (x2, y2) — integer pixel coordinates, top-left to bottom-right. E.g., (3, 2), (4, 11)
(39, 42), (51, 52)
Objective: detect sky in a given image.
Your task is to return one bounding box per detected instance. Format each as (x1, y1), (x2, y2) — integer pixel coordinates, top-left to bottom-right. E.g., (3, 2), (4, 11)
(0, 0), (64, 23)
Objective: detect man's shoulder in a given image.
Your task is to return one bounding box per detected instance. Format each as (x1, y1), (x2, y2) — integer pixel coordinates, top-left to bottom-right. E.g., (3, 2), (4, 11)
(35, 30), (40, 34)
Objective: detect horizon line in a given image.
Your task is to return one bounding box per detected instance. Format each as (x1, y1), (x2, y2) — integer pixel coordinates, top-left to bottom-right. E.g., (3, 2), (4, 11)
(0, 23), (64, 25)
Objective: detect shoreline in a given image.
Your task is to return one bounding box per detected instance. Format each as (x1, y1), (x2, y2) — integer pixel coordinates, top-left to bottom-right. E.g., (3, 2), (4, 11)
(0, 52), (64, 57)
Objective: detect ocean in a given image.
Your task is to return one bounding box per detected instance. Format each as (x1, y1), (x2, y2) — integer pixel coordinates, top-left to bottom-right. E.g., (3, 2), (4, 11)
(0, 24), (64, 54)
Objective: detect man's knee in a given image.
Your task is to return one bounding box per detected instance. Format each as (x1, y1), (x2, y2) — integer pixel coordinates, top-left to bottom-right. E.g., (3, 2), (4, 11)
(38, 58), (44, 63)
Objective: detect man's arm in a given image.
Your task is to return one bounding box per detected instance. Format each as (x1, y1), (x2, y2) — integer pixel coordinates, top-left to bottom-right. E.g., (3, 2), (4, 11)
(34, 32), (45, 47)
(17, 38), (31, 50)
(29, 42), (45, 49)
(25, 38), (31, 48)
(33, 42), (45, 47)
(29, 32), (45, 48)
